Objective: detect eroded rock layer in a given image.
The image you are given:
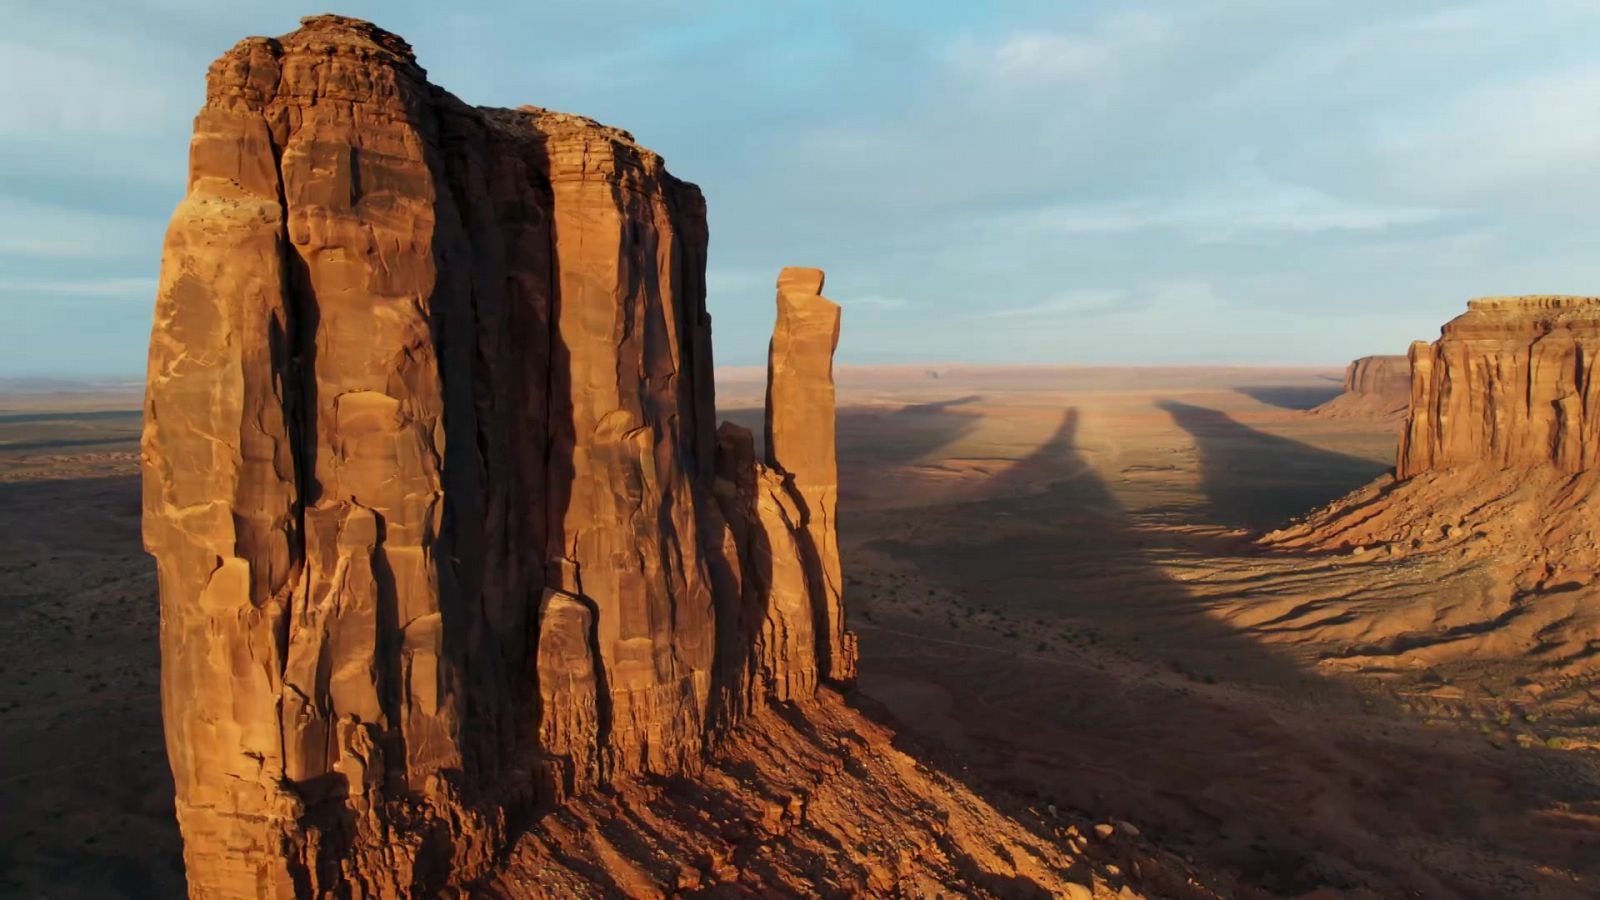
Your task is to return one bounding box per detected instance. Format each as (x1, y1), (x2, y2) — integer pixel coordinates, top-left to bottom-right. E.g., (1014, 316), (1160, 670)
(143, 16), (848, 897)
(1310, 354), (1410, 419)
(1345, 354), (1409, 397)
(1400, 296), (1600, 477)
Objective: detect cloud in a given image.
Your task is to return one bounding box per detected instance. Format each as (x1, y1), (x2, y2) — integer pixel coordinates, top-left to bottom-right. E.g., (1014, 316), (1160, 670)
(949, 11), (1173, 86)
(981, 290), (1126, 320)
(848, 294), (910, 311)
(0, 196), (162, 259)
(1368, 67), (1600, 201)
(0, 277), (158, 298)
(6, 1), (1600, 377)
(982, 174), (1446, 243)
(0, 40), (180, 138)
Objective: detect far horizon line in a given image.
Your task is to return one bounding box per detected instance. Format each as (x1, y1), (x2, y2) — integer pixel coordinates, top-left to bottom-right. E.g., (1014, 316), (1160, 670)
(0, 360), (1386, 389)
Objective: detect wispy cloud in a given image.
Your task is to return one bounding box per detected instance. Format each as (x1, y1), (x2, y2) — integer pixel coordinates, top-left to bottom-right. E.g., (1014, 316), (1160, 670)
(0, 196), (162, 259)
(949, 11), (1173, 86)
(981, 290), (1125, 320)
(0, 277), (158, 298)
(1368, 67), (1600, 200)
(986, 175), (1446, 242)
(848, 294), (910, 311)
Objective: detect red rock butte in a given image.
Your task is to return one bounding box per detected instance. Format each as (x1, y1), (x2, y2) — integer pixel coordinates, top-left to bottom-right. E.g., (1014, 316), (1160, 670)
(1401, 295), (1600, 477)
(1310, 354), (1410, 420)
(141, 15), (855, 896)
(1270, 295), (1600, 595)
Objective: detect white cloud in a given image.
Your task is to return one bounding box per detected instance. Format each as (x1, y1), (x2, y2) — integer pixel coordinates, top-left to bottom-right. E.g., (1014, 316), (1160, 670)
(848, 294), (910, 311)
(1369, 67), (1600, 200)
(985, 174), (1446, 242)
(953, 12), (1173, 86)
(982, 290), (1125, 320)
(0, 277), (158, 298)
(0, 196), (161, 259)
(0, 40), (185, 138)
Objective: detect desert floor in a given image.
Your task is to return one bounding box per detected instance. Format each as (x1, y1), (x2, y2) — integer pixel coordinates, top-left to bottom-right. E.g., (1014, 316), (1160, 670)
(4, 367), (1598, 898)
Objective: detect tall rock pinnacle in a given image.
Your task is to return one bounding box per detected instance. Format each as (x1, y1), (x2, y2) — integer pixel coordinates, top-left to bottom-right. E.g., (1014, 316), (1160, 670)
(765, 267), (857, 684)
(142, 16), (848, 896)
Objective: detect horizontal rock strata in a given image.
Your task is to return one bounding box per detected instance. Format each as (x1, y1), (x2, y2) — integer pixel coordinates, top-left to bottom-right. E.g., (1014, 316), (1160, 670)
(1400, 296), (1600, 477)
(1310, 354), (1410, 420)
(142, 15), (850, 897)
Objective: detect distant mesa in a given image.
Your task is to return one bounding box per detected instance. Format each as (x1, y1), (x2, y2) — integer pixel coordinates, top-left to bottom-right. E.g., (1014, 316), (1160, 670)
(1308, 354), (1410, 420)
(141, 15), (855, 895)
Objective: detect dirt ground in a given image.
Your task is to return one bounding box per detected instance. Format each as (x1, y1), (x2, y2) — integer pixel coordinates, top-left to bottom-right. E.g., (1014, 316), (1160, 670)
(4, 367), (1597, 898)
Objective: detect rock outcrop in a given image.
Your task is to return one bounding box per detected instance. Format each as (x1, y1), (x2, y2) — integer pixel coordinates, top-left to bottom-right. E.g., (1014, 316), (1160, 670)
(1399, 296), (1600, 477)
(765, 268), (857, 684)
(142, 16), (851, 896)
(1268, 298), (1600, 666)
(1309, 354), (1410, 420)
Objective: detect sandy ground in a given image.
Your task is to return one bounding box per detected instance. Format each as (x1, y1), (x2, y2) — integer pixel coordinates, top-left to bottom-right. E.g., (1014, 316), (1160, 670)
(3, 367), (1597, 897)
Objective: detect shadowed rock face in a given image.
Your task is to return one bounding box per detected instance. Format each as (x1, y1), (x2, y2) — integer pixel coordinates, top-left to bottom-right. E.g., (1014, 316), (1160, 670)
(1400, 296), (1600, 478)
(1344, 355), (1409, 397)
(1308, 355), (1411, 421)
(142, 16), (846, 897)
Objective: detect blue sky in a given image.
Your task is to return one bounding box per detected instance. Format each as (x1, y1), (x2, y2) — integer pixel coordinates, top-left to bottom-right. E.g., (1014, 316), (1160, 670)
(6, 0), (1600, 376)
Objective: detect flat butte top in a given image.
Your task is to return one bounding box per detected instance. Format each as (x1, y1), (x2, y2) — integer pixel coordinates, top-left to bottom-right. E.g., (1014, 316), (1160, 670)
(1446, 295), (1600, 336)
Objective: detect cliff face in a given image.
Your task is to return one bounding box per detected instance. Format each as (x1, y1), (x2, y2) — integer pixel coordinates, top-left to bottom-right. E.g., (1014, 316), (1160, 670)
(1400, 296), (1600, 478)
(1309, 354), (1410, 420)
(142, 16), (852, 897)
(1344, 354), (1409, 398)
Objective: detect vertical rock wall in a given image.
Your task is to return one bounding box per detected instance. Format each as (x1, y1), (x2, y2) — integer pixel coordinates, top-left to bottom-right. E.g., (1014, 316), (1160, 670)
(1399, 296), (1600, 478)
(1344, 355), (1410, 398)
(142, 16), (847, 897)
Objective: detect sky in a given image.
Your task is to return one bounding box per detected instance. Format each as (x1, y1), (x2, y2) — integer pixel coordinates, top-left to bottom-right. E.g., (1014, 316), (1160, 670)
(6, 0), (1600, 377)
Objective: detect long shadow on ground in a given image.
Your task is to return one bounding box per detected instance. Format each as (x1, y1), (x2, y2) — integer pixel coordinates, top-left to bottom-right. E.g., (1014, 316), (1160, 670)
(1157, 401), (1389, 530)
(852, 405), (1596, 898)
(1233, 382), (1344, 411)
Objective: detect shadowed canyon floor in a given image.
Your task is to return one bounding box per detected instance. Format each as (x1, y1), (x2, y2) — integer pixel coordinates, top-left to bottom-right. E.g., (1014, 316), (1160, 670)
(4, 366), (1598, 897)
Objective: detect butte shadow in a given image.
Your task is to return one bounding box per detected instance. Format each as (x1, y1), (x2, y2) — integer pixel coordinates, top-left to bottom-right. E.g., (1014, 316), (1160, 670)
(1156, 401), (1389, 531)
(1231, 381), (1345, 411)
(848, 405), (1586, 897)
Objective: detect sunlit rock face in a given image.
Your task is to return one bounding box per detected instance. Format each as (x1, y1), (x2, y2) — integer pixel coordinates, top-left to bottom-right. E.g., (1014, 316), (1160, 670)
(764, 268), (857, 684)
(142, 15), (849, 896)
(1400, 296), (1600, 478)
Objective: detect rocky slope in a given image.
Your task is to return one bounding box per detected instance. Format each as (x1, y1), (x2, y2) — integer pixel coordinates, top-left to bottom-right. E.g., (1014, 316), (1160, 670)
(1308, 354), (1409, 420)
(142, 16), (868, 896)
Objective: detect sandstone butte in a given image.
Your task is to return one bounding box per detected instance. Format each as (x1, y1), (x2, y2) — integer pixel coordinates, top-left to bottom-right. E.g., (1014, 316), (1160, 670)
(142, 17), (1246, 900)
(139, 15), (874, 896)
(1269, 297), (1600, 602)
(1309, 354), (1410, 420)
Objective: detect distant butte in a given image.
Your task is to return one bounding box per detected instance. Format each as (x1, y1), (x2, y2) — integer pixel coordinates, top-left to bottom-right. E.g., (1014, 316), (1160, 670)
(1309, 354), (1410, 420)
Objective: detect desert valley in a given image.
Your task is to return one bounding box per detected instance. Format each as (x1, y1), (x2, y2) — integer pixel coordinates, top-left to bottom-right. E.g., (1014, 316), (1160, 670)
(4, 11), (1600, 900)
